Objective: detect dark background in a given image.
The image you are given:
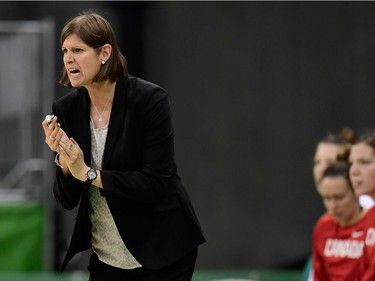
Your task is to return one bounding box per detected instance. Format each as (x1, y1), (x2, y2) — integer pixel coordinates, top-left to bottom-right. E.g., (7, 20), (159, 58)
(2, 1), (375, 271)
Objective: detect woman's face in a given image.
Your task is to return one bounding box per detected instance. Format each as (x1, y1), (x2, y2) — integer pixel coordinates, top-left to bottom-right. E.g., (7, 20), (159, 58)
(313, 143), (341, 187)
(61, 34), (102, 88)
(318, 176), (358, 226)
(349, 143), (375, 197)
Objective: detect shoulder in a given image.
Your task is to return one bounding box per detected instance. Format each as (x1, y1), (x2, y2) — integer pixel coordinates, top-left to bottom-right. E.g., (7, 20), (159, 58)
(362, 206), (375, 224)
(314, 213), (335, 232)
(317, 213), (333, 224)
(53, 87), (86, 107)
(313, 214), (338, 245)
(122, 76), (171, 116)
(126, 75), (168, 103)
(51, 87), (90, 123)
(366, 205), (375, 215)
(127, 75), (165, 92)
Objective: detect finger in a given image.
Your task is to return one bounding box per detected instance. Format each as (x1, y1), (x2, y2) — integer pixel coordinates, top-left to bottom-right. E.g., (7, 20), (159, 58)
(58, 144), (70, 161)
(59, 142), (77, 164)
(45, 119), (59, 141)
(59, 138), (76, 158)
(48, 129), (63, 152)
(46, 116), (58, 130)
(70, 138), (79, 146)
(47, 136), (57, 146)
(42, 120), (49, 131)
(58, 145), (70, 169)
(45, 114), (54, 124)
(42, 115), (55, 129)
(56, 127), (64, 141)
(59, 137), (70, 149)
(42, 118), (54, 136)
(48, 126), (61, 145)
(62, 140), (74, 152)
(46, 130), (58, 147)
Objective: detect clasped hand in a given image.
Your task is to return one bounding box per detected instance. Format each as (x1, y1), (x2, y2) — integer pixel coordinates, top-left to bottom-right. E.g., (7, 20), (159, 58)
(42, 115), (88, 181)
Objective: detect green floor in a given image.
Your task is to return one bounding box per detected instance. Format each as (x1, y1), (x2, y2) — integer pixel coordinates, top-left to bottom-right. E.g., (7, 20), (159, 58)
(193, 270), (301, 281)
(0, 204), (303, 281)
(0, 270), (302, 281)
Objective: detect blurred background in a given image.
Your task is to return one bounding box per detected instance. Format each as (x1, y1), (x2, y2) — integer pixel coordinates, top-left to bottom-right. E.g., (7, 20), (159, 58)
(1, 1), (375, 280)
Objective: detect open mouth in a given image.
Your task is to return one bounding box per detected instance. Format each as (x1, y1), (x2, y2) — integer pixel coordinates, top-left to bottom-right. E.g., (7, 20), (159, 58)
(68, 68), (80, 74)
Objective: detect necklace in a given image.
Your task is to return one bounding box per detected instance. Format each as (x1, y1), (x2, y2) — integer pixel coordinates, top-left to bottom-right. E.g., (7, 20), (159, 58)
(90, 94), (111, 122)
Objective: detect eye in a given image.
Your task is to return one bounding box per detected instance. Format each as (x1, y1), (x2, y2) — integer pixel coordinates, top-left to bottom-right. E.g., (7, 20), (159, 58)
(73, 48), (83, 53)
(359, 159), (371, 165)
(334, 195), (345, 200)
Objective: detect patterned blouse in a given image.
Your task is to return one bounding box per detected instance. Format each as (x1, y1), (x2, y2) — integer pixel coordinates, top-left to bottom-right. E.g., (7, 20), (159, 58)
(88, 120), (141, 269)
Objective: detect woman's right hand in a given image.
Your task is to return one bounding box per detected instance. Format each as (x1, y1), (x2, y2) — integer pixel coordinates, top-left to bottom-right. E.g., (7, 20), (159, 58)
(42, 114), (70, 153)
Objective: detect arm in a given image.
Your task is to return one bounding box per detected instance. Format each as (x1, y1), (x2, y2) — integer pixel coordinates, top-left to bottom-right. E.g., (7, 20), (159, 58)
(312, 223), (330, 281)
(53, 167), (84, 210)
(42, 112), (83, 210)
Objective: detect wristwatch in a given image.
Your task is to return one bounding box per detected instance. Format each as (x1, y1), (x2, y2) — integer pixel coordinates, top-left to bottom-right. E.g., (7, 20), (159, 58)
(85, 168), (97, 184)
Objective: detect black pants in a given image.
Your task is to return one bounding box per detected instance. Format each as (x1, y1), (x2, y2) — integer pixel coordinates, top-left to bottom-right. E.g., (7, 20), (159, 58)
(88, 249), (197, 281)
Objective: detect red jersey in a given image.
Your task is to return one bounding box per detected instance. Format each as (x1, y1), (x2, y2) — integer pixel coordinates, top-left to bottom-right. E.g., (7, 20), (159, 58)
(358, 206), (375, 281)
(312, 208), (374, 281)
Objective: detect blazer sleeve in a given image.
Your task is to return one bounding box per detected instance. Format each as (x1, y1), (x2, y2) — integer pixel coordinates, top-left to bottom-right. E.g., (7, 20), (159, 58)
(100, 85), (176, 207)
(53, 168), (84, 210)
(51, 101), (85, 211)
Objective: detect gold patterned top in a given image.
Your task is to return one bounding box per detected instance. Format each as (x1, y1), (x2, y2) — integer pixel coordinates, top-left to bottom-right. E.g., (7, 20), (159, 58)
(88, 120), (141, 269)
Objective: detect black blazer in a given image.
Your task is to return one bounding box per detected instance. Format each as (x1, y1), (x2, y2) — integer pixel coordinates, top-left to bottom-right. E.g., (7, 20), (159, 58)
(52, 76), (205, 271)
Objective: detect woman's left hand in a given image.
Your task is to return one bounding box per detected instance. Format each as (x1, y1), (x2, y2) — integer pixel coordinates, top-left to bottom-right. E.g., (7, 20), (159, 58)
(58, 137), (89, 183)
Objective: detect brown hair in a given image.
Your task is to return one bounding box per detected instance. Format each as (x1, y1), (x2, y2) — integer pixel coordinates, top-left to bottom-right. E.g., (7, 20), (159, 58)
(355, 130), (375, 152)
(319, 127), (356, 162)
(59, 10), (128, 87)
(322, 161), (354, 192)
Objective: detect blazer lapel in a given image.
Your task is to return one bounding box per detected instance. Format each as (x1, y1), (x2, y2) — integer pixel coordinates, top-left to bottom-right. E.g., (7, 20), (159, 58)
(72, 87), (92, 166)
(102, 77), (128, 169)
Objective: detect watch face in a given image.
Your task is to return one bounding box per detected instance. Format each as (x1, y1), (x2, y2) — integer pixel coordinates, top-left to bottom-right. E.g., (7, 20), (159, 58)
(87, 169), (97, 180)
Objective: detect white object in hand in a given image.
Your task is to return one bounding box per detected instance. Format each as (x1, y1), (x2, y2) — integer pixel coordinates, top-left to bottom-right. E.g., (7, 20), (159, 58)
(45, 115), (53, 125)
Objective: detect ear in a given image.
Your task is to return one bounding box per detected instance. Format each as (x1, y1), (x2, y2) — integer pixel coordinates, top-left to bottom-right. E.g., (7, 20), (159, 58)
(100, 44), (112, 61)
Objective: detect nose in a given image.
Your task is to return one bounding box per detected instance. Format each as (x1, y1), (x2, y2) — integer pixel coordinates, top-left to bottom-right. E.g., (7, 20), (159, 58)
(350, 163), (359, 176)
(327, 200), (339, 213)
(64, 52), (74, 64)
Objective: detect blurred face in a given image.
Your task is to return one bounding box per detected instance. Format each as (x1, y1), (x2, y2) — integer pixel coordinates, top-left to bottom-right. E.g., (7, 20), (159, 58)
(61, 34), (103, 88)
(349, 143), (375, 197)
(313, 143), (341, 187)
(318, 177), (358, 226)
